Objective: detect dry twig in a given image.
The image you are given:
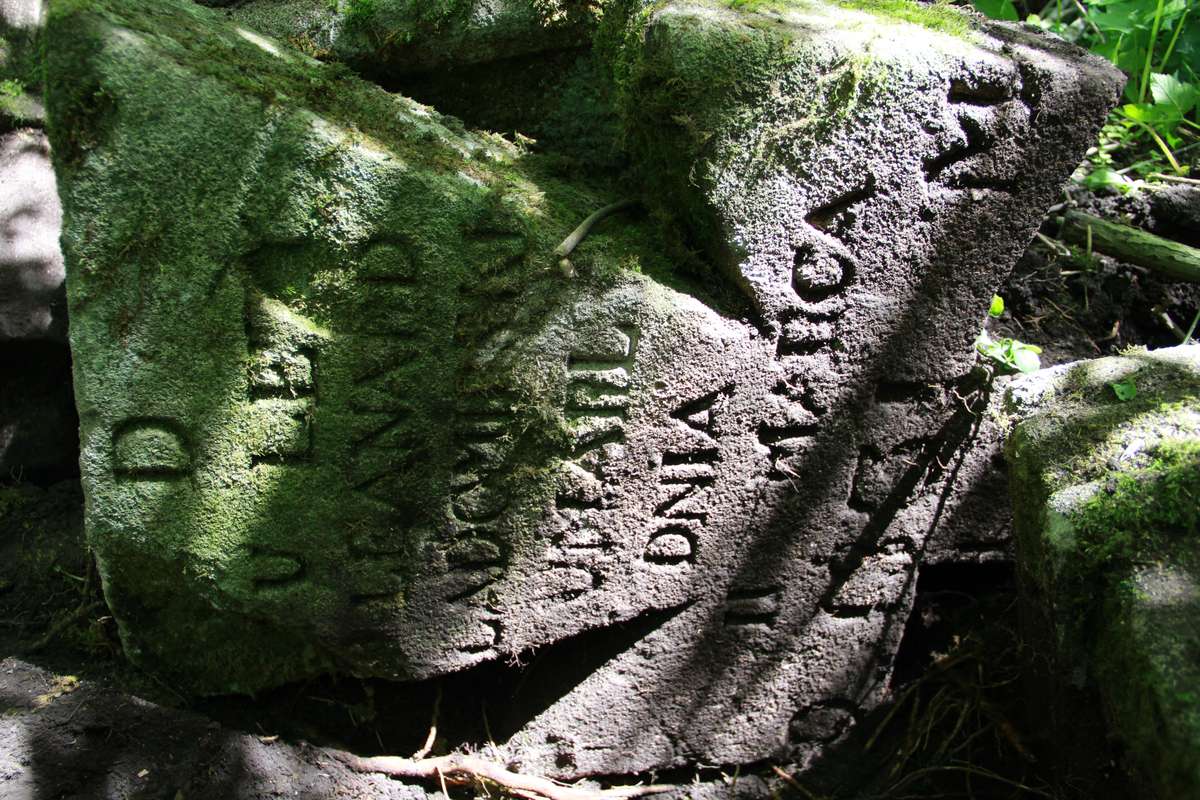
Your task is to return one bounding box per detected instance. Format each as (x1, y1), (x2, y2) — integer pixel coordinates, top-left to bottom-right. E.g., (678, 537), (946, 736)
(338, 752), (672, 800)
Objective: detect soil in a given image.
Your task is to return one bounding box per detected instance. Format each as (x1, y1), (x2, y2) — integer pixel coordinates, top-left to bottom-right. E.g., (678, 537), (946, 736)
(2, 184), (1195, 799)
(988, 184), (1200, 368)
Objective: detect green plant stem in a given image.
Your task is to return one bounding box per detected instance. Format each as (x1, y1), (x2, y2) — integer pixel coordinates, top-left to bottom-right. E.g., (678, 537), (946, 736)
(1134, 121), (1184, 173)
(1158, 7), (1190, 72)
(1184, 308), (1200, 343)
(1139, 0), (1167, 104)
(1071, 0), (1103, 40)
(1059, 210), (1200, 283)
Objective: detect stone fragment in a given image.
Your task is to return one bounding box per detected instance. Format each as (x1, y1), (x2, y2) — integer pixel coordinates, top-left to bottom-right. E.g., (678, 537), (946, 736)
(1005, 344), (1200, 799)
(0, 129), (64, 342)
(1, 2), (76, 483)
(220, 1), (619, 166)
(48, 0), (1121, 781)
(0, 0), (44, 29)
(221, 0), (593, 73)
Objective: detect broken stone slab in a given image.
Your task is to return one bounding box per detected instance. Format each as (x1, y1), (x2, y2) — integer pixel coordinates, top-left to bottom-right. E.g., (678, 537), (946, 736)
(612, 0), (1124, 382)
(1005, 344), (1200, 799)
(48, 0), (1120, 780)
(220, 0), (619, 164)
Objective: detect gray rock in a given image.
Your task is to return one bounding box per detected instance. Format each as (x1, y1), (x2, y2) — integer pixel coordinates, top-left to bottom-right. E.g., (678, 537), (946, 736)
(1005, 344), (1200, 798)
(0, 129), (65, 342)
(221, 0), (593, 72)
(0, 0), (44, 30)
(47, 0), (1120, 780)
(0, 657), (430, 800)
(1149, 184), (1200, 248)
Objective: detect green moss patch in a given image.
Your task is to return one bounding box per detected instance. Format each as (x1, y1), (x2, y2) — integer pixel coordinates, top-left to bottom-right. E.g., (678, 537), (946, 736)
(1074, 438), (1200, 573)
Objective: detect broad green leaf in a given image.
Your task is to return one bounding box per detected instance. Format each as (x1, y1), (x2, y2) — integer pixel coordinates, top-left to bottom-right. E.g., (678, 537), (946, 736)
(1121, 102), (1181, 127)
(1083, 166), (1132, 192)
(972, 0), (1019, 21)
(1013, 347), (1042, 373)
(1091, 5), (1139, 34)
(1150, 73), (1199, 116)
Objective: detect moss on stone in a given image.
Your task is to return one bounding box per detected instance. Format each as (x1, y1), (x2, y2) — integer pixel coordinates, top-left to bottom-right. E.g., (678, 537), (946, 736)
(1005, 347), (1200, 797)
(1073, 439), (1200, 573)
(45, 0), (688, 693)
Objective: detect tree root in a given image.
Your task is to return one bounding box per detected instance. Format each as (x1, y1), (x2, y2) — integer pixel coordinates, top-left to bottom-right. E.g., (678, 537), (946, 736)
(337, 751), (672, 800)
(553, 199), (639, 279)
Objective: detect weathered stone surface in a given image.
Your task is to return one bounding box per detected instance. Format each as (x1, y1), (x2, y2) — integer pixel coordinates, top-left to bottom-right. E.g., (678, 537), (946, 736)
(48, 0), (1120, 780)
(0, 657), (430, 800)
(1006, 344), (1200, 799)
(616, 0), (1123, 381)
(0, 129), (65, 342)
(1, 0), (44, 30)
(222, 0), (593, 73)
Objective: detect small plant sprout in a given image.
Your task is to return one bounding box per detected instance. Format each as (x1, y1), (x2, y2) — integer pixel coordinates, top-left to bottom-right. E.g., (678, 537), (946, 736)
(975, 331), (1043, 374)
(989, 294), (1005, 317)
(1111, 377), (1138, 401)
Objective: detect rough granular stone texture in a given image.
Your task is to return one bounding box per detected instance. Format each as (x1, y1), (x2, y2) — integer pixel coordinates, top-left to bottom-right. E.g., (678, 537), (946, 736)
(0, 129), (64, 342)
(0, 657), (430, 800)
(48, 0), (1120, 779)
(221, 0), (593, 73)
(1005, 345), (1200, 799)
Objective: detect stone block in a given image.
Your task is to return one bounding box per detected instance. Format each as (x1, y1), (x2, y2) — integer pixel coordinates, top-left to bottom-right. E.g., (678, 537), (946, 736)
(47, 0), (1120, 778)
(1006, 344), (1200, 798)
(0, 129), (64, 342)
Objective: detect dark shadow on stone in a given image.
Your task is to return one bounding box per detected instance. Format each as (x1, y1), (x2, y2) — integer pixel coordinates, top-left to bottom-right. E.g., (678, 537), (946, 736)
(0, 340), (79, 486)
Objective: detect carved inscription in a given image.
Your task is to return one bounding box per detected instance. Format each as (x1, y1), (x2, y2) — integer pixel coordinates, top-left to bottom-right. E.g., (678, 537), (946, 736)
(557, 325), (638, 510)
(724, 585), (782, 628)
(247, 345), (315, 466)
(644, 388), (731, 564)
(112, 418), (192, 479)
(347, 243), (424, 509)
(542, 324), (641, 596)
(246, 547), (306, 593)
(444, 392), (516, 603)
(246, 298), (325, 468)
(924, 77), (1023, 193)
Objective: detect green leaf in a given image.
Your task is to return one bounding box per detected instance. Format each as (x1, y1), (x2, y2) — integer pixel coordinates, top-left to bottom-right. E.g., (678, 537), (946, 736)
(1150, 73), (1199, 116)
(1111, 378), (1138, 401)
(1121, 102), (1182, 128)
(1090, 4), (1139, 34)
(989, 295), (1005, 317)
(1083, 166), (1134, 192)
(972, 0), (1019, 21)
(1013, 347), (1042, 373)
